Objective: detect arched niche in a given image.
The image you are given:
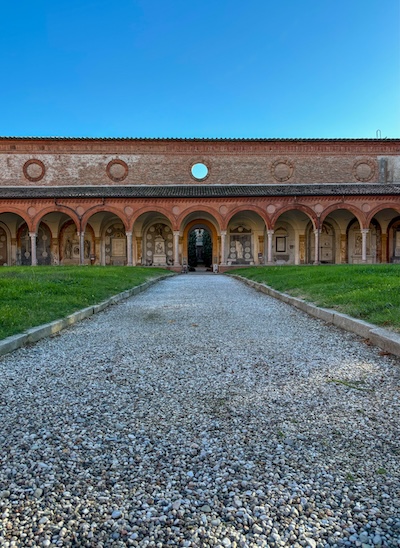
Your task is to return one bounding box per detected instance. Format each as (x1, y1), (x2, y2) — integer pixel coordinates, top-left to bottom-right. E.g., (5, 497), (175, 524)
(135, 212), (174, 266)
(17, 222), (52, 265)
(273, 209), (314, 265)
(0, 222), (10, 266)
(306, 220), (338, 264)
(59, 220), (95, 265)
(387, 216), (400, 263)
(226, 210), (266, 266)
(102, 219), (127, 266)
(347, 219), (381, 264)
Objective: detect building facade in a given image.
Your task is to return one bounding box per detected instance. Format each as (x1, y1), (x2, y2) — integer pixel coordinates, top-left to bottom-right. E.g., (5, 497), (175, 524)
(0, 136), (399, 270)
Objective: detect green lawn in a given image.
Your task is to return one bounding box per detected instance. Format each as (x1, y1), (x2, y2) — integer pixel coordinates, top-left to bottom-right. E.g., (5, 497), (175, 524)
(0, 266), (171, 340)
(229, 265), (400, 331)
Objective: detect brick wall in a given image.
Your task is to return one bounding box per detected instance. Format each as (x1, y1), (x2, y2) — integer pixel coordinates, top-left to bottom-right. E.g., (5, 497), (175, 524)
(0, 138), (399, 187)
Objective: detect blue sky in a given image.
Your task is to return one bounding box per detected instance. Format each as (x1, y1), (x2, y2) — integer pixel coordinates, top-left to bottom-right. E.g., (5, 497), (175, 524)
(1, 0), (399, 139)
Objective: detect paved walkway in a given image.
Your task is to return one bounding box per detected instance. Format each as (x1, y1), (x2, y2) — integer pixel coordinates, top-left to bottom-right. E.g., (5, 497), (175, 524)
(0, 275), (399, 547)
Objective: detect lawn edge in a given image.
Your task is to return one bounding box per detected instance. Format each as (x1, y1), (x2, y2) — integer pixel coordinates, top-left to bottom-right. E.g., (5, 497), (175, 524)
(229, 274), (400, 358)
(0, 273), (173, 357)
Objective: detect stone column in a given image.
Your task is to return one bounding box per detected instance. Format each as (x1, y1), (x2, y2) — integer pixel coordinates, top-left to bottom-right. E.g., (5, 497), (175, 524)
(29, 232), (37, 266)
(173, 231), (180, 266)
(381, 233), (388, 263)
(267, 230), (274, 264)
(340, 234), (347, 264)
(78, 232), (85, 265)
(313, 229), (320, 265)
(361, 229), (369, 263)
(220, 230), (227, 265)
(126, 231), (133, 266)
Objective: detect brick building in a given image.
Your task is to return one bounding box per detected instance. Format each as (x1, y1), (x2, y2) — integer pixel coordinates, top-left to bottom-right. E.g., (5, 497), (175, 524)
(0, 136), (399, 269)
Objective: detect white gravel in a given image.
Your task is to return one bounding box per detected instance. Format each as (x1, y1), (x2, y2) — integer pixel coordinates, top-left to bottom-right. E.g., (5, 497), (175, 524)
(0, 274), (399, 548)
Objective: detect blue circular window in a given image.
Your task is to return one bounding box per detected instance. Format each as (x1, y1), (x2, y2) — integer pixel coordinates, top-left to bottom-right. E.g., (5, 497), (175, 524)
(191, 162), (209, 180)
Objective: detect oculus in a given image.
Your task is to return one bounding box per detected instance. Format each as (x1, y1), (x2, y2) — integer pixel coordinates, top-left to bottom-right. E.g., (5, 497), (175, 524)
(191, 162), (209, 180)
(23, 159), (45, 182)
(106, 159), (128, 182)
(271, 158), (294, 182)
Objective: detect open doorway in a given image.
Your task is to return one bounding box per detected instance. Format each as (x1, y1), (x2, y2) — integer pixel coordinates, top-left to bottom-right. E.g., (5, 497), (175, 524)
(188, 227), (213, 271)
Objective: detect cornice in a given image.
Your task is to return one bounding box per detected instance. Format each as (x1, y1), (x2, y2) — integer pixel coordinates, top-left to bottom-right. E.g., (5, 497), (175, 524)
(0, 137), (399, 155)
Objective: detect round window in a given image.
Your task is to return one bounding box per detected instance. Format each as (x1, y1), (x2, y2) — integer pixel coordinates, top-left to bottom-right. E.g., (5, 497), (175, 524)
(191, 162), (209, 180)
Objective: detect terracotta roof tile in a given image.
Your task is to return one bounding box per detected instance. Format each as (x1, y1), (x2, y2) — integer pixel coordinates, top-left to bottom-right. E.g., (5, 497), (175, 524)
(1, 184), (400, 199)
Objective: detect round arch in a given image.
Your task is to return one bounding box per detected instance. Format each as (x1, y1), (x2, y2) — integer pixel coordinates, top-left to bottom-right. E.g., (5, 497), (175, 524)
(225, 205), (271, 230)
(366, 204), (400, 226)
(271, 204), (317, 229)
(176, 205), (223, 230)
(82, 206), (129, 231)
(182, 218), (219, 266)
(130, 206), (176, 231)
(0, 207), (31, 229)
(320, 203), (365, 228)
(32, 206), (81, 232)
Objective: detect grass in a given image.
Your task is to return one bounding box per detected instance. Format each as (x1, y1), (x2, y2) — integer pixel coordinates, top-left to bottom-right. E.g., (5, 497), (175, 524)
(228, 264), (400, 331)
(0, 266), (170, 340)
(327, 378), (371, 392)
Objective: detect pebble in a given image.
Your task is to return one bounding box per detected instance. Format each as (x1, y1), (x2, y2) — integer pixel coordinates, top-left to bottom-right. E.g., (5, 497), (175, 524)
(111, 510), (122, 519)
(0, 275), (399, 547)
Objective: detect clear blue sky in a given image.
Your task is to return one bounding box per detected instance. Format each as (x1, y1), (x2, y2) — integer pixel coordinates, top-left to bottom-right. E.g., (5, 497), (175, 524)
(1, 0), (399, 139)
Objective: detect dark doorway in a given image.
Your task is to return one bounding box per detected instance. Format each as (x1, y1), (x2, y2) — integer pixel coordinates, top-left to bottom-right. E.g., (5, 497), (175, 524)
(188, 228), (212, 270)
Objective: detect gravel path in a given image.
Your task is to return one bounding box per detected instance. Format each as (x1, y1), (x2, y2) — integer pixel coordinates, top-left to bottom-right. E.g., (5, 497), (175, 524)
(1, 274), (399, 548)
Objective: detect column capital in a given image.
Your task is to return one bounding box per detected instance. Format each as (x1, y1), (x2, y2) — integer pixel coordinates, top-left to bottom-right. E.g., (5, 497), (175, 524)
(220, 230), (227, 236)
(29, 231), (37, 237)
(360, 228), (370, 234)
(313, 228), (321, 235)
(267, 229), (275, 235)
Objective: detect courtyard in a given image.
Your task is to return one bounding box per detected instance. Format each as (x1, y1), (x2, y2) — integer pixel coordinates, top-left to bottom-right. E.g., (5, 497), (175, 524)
(0, 274), (399, 547)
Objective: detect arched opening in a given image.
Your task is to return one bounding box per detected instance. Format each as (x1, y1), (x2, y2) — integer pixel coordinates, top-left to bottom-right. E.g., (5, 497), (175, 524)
(144, 222), (173, 266)
(0, 222), (10, 266)
(307, 221), (336, 264)
(103, 220), (127, 266)
(0, 213), (29, 266)
(368, 208), (400, 263)
(181, 217), (219, 270)
(187, 225), (213, 271)
(59, 220), (95, 265)
(347, 219), (381, 264)
(319, 208), (363, 264)
(132, 212), (174, 267)
(17, 222), (52, 265)
(387, 216), (400, 263)
(273, 209), (314, 264)
(226, 210), (267, 266)
(85, 212), (128, 266)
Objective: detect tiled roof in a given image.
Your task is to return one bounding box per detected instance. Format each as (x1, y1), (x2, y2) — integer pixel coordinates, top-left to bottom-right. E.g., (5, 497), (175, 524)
(0, 136), (398, 142)
(1, 184), (400, 199)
